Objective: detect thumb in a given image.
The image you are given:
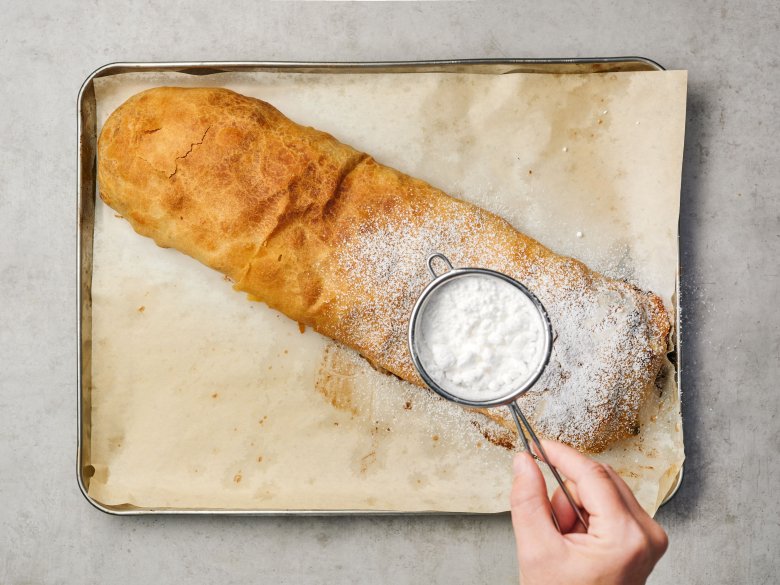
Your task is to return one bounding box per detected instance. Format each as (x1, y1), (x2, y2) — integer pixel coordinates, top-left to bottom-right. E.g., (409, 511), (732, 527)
(510, 452), (560, 561)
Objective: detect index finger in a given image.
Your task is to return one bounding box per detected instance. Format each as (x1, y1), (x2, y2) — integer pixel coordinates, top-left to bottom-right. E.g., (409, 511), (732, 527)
(535, 440), (629, 522)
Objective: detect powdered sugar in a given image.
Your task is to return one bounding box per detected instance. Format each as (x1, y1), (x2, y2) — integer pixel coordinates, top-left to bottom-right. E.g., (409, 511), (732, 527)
(333, 206), (666, 451)
(415, 274), (546, 401)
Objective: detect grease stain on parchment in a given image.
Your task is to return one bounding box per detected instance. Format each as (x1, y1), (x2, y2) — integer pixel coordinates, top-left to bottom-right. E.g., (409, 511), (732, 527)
(314, 341), (517, 453)
(314, 342), (387, 475)
(315, 342), (361, 415)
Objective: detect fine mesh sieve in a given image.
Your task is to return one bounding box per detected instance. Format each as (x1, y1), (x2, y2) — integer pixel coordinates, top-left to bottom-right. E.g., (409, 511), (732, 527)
(408, 253), (588, 531)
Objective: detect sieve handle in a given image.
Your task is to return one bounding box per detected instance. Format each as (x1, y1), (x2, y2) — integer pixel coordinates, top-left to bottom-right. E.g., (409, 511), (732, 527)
(427, 253), (454, 278)
(509, 401), (589, 532)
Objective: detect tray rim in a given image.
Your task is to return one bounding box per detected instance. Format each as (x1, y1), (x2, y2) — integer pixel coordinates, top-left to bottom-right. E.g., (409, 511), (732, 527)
(77, 57), (683, 516)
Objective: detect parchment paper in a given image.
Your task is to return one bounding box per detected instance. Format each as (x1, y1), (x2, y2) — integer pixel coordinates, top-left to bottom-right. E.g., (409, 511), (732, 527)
(88, 70), (686, 514)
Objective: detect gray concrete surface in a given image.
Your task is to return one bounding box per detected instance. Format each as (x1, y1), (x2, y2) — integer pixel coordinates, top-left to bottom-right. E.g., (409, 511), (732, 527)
(1, 1), (778, 583)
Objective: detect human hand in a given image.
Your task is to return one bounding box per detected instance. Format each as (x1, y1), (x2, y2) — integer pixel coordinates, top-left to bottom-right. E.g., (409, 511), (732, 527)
(510, 440), (668, 585)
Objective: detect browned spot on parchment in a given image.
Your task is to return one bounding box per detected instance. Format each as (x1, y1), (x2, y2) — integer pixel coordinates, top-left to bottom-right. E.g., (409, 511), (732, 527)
(359, 450), (377, 474)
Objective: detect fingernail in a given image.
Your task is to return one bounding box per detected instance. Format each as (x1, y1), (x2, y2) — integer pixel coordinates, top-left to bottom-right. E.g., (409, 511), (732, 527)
(513, 453), (527, 475)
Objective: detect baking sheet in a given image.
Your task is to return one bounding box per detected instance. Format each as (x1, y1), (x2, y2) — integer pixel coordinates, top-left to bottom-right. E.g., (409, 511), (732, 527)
(85, 68), (686, 514)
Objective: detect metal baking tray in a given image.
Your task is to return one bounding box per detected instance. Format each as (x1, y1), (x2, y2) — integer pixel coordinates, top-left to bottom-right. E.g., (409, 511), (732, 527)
(78, 58), (683, 515)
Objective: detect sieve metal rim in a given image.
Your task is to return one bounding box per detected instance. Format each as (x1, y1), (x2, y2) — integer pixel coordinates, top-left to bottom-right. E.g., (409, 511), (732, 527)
(407, 253), (554, 408)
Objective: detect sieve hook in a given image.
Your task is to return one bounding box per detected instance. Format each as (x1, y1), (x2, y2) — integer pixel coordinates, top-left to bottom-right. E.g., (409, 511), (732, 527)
(427, 253), (454, 278)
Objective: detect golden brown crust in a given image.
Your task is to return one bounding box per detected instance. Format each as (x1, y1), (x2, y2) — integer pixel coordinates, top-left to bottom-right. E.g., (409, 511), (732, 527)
(98, 87), (670, 452)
